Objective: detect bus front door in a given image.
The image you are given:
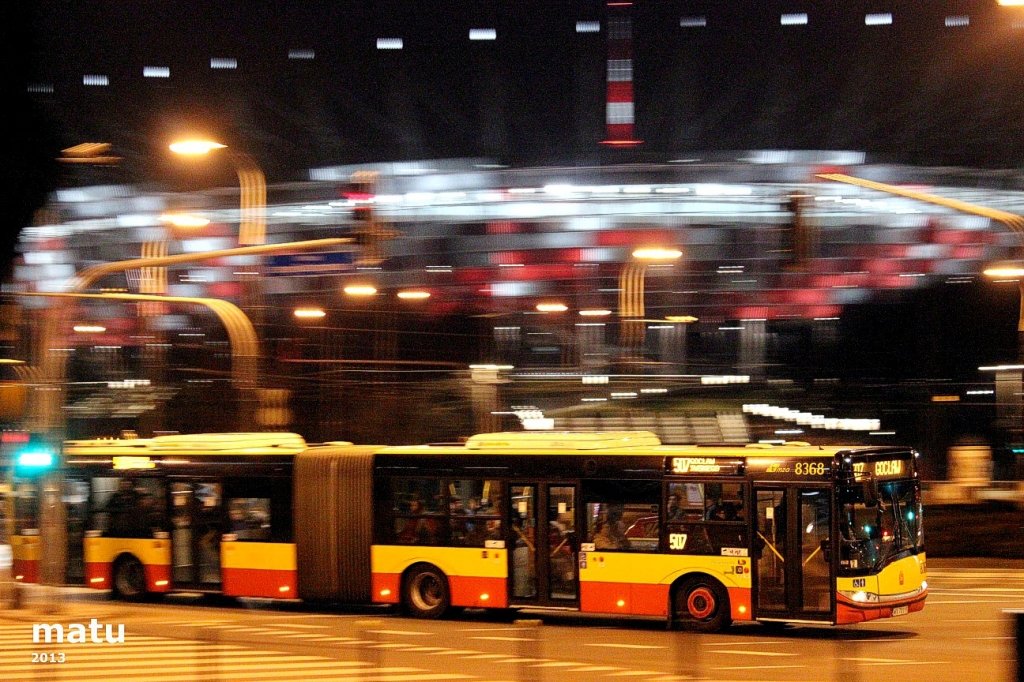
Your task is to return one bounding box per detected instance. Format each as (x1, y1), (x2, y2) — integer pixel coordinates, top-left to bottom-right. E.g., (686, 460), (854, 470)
(509, 483), (579, 607)
(170, 481), (224, 588)
(755, 486), (833, 622)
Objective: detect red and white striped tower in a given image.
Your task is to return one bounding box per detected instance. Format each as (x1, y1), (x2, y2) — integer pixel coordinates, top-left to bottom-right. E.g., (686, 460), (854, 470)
(602, 2), (642, 146)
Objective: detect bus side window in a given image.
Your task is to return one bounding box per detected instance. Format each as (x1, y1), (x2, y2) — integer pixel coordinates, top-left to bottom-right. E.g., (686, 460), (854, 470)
(583, 480), (661, 553)
(228, 498), (271, 541)
(392, 478), (444, 545)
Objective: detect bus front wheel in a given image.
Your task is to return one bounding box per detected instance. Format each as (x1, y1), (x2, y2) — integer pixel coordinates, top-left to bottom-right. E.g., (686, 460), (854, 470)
(111, 556), (147, 601)
(673, 578), (731, 632)
(402, 564), (450, 619)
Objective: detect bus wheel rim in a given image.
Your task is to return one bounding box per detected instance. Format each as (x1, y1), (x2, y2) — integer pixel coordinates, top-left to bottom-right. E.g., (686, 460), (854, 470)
(687, 587), (716, 620)
(412, 574), (441, 610)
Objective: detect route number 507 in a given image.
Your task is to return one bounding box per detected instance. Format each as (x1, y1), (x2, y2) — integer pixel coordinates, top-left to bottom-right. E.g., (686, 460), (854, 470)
(669, 533), (688, 550)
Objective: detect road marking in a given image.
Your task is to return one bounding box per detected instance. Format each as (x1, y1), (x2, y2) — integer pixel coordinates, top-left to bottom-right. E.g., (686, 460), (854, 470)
(943, 618), (1007, 622)
(367, 630), (432, 636)
(471, 636), (537, 642)
(461, 654), (507, 660)
(401, 647), (450, 652)
(841, 657), (910, 663)
(494, 658), (546, 664)
(702, 640), (795, 647)
(584, 643), (666, 650)
(856, 661), (949, 666)
(265, 623), (332, 629)
(530, 662), (581, 667)
(710, 650), (797, 657)
(0, 663), (421, 681)
(459, 627), (530, 632)
(606, 670), (666, 676)
(428, 650), (481, 656)
(570, 666), (622, 672)
(964, 636), (1015, 640)
(710, 664), (807, 671)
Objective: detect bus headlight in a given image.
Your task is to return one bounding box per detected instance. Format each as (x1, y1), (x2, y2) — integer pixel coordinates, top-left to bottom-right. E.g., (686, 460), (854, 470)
(840, 590), (879, 603)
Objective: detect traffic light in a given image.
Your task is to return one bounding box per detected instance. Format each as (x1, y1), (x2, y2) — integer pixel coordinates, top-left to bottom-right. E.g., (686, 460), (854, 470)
(5, 431), (56, 476)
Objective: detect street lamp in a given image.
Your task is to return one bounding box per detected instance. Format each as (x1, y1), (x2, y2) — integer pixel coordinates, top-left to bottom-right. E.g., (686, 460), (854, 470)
(983, 263), (1024, 356)
(169, 139), (266, 246)
(619, 246), (683, 357)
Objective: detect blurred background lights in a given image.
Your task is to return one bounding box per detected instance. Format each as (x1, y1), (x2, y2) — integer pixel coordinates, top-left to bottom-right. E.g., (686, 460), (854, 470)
(160, 214), (210, 228)
(293, 308), (326, 319)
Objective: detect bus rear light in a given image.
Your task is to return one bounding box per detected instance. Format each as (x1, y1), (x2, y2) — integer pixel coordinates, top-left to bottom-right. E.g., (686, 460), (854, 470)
(480, 593), (489, 601)
(380, 589), (391, 597)
(155, 580), (168, 586)
(738, 605), (747, 613)
(90, 577), (104, 583)
(616, 599), (626, 607)
(15, 575), (23, 581)
(279, 586), (290, 593)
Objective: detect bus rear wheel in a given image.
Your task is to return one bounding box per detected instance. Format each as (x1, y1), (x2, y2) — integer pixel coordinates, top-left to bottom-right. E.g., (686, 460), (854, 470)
(402, 564), (450, 619)
(112, 556), (147, 601)
(674, 578), (731, 632)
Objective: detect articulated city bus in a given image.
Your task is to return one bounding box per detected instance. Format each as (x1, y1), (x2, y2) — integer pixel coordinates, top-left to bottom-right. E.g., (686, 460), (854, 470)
(58, 431), (924, 631)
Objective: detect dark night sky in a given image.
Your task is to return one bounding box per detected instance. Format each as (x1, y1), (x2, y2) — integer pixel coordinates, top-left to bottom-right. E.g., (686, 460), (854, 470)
(7, 0), (1024, 277)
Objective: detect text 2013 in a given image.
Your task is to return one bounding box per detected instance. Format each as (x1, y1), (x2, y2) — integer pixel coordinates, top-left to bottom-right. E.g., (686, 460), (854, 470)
(32, 652), (66, 663)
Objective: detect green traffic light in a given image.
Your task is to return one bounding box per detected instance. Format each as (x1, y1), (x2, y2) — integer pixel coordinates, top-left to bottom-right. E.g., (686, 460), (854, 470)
(16, 451), (54, 468)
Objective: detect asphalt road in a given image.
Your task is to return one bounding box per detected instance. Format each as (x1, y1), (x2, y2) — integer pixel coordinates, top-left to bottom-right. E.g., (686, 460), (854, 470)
(1, 559), (1022, 682)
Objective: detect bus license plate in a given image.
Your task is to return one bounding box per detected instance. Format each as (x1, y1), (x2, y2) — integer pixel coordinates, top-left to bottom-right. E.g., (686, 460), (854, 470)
(891, 605), (909, 617)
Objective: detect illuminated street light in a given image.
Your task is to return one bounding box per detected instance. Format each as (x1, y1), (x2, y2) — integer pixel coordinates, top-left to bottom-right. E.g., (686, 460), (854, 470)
(665, 315), (698, 323)
(983, 266), (1024, 278)
(160, 213), (210, 228)
(293, 308), (326, 319)
(344, 285), (378, 296)
(170, 138), (265, 245)
(536, 302), (568, 312)
(579, 309), (612, 316)
(72, 325), (106, 333)
(632, 247), (683, 260)
(620, 246), (684, 356)
(168, 140), (228, 155)
(999, 0), (1024, 6)
(397, 290), (431, 300)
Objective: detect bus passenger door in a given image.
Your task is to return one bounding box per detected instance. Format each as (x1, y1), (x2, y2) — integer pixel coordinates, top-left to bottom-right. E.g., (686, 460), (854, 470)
(170, 481), (224, 587)
(755, 486), (833, 621)
(508, 483), (579, 606)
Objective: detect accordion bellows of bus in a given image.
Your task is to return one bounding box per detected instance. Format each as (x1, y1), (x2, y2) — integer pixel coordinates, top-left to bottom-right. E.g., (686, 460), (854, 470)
(37, 430), (924, 632)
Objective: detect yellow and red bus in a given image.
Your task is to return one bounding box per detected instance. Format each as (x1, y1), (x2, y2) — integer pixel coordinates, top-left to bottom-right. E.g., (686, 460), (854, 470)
(62, 430), (925, 631)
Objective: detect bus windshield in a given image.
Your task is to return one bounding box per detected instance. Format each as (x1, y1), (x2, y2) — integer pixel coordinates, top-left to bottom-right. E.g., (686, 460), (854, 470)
(839, 478), (923, 573)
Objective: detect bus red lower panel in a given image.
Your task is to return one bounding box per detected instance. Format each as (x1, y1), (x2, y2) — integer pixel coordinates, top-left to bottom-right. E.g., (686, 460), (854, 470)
(371, 573), (401, 603)
(85, 561), (111, 589)
(728, 587), (752, 621)
(144, 563), (172, 592)
(836, 593), (926, 624)
(13, 558), (38, 583)
(222, 567), (298, 598)
(580, 581), (669, 616)
(449, 575), (507, 608)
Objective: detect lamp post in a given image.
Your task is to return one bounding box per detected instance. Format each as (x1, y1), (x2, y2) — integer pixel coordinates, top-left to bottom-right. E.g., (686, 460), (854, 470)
(618, 247), (683, 361)
(169, 140), (266, 246)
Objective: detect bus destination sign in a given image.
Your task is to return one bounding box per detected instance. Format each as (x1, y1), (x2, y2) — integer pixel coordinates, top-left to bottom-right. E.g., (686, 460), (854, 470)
(853, 459), (907, 480)
(666, 457), (744, 476)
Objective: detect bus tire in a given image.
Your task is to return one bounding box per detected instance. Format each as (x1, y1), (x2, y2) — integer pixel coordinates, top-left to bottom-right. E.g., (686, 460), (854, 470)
(401, 564), (451, 619)
(673, 577), (731, 633)
(111, 555), (147, 601)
